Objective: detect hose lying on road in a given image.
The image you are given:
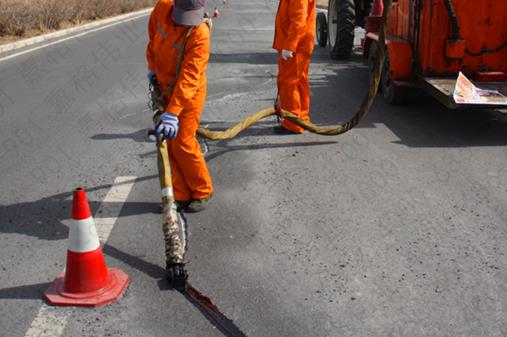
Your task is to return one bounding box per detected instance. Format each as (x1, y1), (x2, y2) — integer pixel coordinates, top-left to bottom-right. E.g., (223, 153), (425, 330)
(195, 0), (392, 140)
(150, 0), (392, 289)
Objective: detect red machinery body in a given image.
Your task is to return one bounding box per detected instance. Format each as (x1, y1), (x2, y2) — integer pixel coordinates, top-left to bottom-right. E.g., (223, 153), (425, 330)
(364, 0), (507, 107)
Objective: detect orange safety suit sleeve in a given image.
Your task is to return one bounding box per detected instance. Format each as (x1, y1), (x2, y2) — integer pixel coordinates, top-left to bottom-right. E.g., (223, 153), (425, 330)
(283, 0), (309, 52)
(146, 8), (158, 70)
(165, 26), (210, 116)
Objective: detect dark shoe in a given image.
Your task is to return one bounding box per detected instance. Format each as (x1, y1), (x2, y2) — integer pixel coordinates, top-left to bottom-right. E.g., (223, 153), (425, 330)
(185, 195), (212, 213)
(273, 125), (301, 135)
(175, 200), (191, 212)
(166, 262), (188, 291)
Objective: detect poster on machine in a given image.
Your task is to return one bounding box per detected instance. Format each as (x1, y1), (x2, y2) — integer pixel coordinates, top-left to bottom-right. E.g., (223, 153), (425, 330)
(454, 72), (507, 105)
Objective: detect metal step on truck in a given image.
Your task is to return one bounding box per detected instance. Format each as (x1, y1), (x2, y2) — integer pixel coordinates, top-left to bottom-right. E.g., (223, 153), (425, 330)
(316, 0), (507, 110)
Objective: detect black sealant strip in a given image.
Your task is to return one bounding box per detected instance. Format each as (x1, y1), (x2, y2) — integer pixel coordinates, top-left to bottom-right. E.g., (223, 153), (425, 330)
(179, 283), (248, 337)
(103, 245), (248, 336)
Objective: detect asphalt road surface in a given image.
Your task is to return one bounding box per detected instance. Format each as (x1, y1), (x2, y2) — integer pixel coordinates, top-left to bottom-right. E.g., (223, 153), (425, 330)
(1, 1), (507, 336)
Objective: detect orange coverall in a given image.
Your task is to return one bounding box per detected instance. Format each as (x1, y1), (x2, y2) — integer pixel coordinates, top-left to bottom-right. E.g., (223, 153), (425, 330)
(147, 0), (213, 201)
(273, 0), (316, 133)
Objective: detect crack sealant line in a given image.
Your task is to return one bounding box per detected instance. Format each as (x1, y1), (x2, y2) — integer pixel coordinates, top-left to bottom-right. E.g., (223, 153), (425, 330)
(24, 176), (136, 337)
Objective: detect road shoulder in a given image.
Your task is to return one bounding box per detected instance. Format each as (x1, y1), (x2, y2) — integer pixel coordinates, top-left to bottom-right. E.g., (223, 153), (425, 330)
(0, 8), (152, 58)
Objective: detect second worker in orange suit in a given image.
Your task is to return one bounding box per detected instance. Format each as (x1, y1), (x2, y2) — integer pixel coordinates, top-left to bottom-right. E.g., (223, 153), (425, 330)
(146, 0), (213, 213)
(273, 0), (316, 134)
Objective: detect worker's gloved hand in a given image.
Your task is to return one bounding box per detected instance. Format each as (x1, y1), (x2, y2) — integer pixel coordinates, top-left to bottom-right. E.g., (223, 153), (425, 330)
(147, 69), (157, 85)
(282, 49), (294, 61)
(155, 112), (179, 140)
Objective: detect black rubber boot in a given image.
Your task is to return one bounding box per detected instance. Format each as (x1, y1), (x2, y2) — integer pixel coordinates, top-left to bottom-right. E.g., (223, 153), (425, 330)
(175, 200), (191, 212)
(166, 262), (188, 291)
(185, 195), (212, 213)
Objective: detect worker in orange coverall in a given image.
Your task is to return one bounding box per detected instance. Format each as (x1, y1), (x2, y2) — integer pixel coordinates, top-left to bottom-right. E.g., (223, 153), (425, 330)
(146, 0), (213, 213)
(273, 0), (316, 134)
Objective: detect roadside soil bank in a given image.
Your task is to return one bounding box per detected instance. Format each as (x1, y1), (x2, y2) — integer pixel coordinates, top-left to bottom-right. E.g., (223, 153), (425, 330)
(0, 0), (155, 45)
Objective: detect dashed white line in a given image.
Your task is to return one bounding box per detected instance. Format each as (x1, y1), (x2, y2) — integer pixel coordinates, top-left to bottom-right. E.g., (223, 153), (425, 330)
(95, 176), (136, 243)
(24, 176), (136, 337)
(24, 306), (67, 337)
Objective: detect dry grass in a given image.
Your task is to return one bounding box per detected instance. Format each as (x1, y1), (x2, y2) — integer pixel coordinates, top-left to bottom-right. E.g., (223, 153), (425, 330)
(0, 0), (156, 39)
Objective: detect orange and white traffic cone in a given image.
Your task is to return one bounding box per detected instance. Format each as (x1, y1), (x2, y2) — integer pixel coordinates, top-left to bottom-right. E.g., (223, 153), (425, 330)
(44, 188), (129, 307)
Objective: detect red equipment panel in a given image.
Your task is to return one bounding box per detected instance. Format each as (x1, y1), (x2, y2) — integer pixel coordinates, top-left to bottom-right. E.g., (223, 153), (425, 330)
(418, 0), (507, 76)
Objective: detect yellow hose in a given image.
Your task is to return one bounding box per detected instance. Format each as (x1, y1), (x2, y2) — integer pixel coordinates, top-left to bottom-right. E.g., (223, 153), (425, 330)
(197, 0), (392, 140)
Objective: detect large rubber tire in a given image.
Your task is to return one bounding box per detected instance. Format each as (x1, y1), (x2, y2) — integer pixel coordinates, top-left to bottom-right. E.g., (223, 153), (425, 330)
(316, 12), (328, 47)
(328, 0), (356, 60)
(381, 51), (406, 105)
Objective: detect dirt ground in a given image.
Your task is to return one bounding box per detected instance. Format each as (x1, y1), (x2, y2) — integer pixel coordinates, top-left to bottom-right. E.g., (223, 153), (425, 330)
(0, 0), (155, 44)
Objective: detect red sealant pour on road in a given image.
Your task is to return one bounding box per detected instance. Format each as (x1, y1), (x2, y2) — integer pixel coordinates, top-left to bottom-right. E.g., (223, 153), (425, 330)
(180, 283), (247, 337)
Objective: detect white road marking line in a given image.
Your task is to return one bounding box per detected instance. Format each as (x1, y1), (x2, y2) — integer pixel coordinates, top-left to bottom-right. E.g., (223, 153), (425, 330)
(0, 12), (149, 63)
(24, 306), (67, 337)
(24, 176), (137, 337)
(95, 176), (136, 243)
(95, 217), (118, 244)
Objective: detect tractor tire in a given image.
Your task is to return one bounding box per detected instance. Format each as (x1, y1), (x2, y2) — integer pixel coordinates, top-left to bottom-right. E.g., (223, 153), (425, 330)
(381, 50), (406, 105)
(316, 12), (328, 47)
(327, 0), (355, 60)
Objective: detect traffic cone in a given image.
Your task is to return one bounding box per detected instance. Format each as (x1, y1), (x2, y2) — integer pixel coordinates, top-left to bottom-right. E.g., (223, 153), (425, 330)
(44, 188), (129, 307)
